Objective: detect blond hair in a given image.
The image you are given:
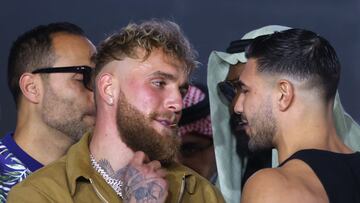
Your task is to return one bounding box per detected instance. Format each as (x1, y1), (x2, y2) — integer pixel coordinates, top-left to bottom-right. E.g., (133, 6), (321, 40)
(93, 19), (198, 76)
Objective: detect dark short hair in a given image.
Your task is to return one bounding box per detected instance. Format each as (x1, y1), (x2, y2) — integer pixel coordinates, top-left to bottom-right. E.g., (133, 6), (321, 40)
(7, 22), (86, 106)
(245, 28), (340, 101)
(92, 19), (198, 77)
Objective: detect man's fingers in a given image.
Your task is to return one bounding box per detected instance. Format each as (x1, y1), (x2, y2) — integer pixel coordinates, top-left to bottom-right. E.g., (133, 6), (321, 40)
(155, 168), (167, 178)
(147, 160), (161, 170)
(123, 153), (169, 203)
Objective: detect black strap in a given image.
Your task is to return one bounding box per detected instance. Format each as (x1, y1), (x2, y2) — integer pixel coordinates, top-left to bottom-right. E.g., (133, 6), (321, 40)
(278, 149), (360, 203)
(226, 38), (253, 53)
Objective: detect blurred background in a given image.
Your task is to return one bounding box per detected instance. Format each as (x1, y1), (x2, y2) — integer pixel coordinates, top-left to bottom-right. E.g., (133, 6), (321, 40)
(1, 0), (360, 135)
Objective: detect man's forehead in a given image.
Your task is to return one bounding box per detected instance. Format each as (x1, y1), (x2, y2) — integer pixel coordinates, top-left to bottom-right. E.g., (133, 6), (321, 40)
(238, 59), (257, 81)
(244, 58), (258, 72)
(141, 49), (188, 81)
(51, 33), (95, 65)
(52, 33), (87, 48)
(103, 53), (189, 85)
(162, 55), (190, 80)
(133, 47), (185, 68)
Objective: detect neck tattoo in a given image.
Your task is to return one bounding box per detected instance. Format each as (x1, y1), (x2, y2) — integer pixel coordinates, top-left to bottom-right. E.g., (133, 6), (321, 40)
(90, 154), (124, 198)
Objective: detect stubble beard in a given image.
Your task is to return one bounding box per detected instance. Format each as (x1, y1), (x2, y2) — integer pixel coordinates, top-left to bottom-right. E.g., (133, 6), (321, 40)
(42, 83), (90, 142)
(116, 90), (180, 165)
(247, 99), (277, 152)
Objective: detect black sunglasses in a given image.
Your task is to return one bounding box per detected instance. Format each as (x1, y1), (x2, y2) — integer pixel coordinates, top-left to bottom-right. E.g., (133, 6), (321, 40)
(217, 80), (241, 105)
(32, 66), (94, 91)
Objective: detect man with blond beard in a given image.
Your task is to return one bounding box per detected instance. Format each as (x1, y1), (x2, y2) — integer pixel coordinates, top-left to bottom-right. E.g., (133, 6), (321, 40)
(8, 20), (225, 203)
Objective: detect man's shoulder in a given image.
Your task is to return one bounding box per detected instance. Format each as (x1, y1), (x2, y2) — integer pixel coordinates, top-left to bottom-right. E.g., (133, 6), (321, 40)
(0, 142), (30, 177)
(15, 132), (92, 188)
(7, 157), (70, 202)
(241, 167), (298, 203)
(15, 156), (67, 186)
(0, 140), (32, 201)
(166, 162), (225, 203)
(10, 157), (67, 190)
(0, 139), (19, 167)
(241, 161), (328, 203)
(0, 135), (14, 166)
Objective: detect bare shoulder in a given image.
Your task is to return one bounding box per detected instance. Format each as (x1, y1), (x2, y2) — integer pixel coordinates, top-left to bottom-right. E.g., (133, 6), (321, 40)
(241, 167), (290, 203)
(241, 160), (328, 203)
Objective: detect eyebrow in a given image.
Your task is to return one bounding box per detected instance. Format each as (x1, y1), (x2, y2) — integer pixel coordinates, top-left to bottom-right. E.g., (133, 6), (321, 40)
(234, 79), (248, 90)
(149, 71), (177, 81)
(149, 71), (189, 90)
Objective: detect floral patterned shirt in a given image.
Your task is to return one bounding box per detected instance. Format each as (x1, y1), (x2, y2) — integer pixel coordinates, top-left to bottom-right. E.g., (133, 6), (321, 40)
(0, 133), (43, 202)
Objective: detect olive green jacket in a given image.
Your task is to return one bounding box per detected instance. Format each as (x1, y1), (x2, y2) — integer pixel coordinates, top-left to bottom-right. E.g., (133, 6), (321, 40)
(7, 133), (225, 203)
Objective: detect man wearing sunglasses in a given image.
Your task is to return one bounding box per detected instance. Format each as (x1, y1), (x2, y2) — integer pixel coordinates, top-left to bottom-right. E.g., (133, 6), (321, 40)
(0, 22), (96, 200)
(207, 25), (360, 203)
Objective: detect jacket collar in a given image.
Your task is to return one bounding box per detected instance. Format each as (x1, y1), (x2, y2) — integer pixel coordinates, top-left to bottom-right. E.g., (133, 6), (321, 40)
(166, 162), (198, 195)
(65, 132), (199, 200)
(66, 132), (93, 195)
(66, 132), (115, 198)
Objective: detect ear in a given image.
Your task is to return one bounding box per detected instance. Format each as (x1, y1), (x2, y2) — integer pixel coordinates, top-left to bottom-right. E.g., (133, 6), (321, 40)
(277, 79), (294, 112)
(98, 73), (114, 106)
(19, 73), (41, 104)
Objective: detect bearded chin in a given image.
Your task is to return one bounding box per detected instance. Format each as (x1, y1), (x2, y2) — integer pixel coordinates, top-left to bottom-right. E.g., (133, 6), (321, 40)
(116, 91), (180, 166)
(247, 99), (277, 152)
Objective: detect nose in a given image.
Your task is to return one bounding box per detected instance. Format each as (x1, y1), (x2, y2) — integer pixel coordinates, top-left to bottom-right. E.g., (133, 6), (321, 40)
(164, 89), (183, 113)
(233, 93), (244, 115)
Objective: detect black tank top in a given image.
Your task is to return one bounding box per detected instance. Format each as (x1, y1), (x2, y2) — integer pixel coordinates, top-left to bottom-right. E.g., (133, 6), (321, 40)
(279, 149), (360, 203)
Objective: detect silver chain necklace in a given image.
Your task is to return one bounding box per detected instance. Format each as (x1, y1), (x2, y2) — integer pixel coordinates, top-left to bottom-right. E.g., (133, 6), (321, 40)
(90, 154), (124, 198)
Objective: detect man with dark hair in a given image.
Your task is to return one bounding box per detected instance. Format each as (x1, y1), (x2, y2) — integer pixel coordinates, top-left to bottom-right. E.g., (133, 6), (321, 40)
(208, 25), (292, 203)
(235, 29), (360, 203)
(208, 25), (360, 203)
(8, 20), (224, 203)
(0, 22), (96, 200)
